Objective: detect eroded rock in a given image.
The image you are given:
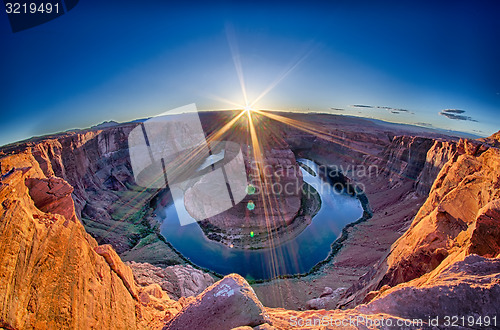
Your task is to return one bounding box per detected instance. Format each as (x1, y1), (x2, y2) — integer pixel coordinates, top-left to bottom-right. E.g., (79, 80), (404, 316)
(306, 287), (346, 310)
(359, 255), (500, 319)
(468, 199), (500, 257)
(164, 274), (270, 330)
(128, 261), (215, 299)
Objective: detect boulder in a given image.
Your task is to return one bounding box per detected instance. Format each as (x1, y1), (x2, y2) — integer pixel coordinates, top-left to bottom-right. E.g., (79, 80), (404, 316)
(164, 274), (270, 330)
(360, 255), (500, 319)
(128, 262), (214, 299)
(306, 287), (346, 310)
(468, 199), (500, 257)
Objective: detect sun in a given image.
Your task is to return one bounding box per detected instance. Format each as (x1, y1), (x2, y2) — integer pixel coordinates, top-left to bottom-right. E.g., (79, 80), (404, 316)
(244, 105), (254, 113)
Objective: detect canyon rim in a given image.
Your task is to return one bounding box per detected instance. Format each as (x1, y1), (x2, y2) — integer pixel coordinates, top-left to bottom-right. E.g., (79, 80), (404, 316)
(1, 112), (499, 329)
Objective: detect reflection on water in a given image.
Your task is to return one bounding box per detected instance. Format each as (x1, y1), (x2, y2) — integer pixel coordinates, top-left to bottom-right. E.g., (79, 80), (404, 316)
(158, 159), (363, 280)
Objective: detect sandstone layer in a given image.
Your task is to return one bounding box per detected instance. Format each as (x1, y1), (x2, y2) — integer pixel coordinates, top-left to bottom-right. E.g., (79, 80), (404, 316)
(0, 125), (184, 267)
(0, 166), (184, 329)
(335, 134), (500, 322)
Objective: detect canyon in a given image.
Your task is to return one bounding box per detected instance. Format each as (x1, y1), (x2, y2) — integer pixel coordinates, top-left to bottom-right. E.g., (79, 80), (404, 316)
(0, 112), (499, 329)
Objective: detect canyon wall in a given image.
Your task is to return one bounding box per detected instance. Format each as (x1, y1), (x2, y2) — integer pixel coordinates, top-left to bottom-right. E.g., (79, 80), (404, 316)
(0, 162), (186, 329)
(337, 135), (500, 320)
(1, 116), (498, 329)
(0, 125), (184, 267)
(379, 138), (500, 285)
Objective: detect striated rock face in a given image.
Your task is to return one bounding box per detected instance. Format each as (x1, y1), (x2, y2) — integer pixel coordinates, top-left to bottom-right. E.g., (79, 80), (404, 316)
(381, 136), (435, 184)
(359, 254), (500, 320)
(414, 139), (458, 195)
(0, 125), (184, 266)
(0, 167), (180, 329)
(128, 261), (215, 300)
(164, 274), (270, 330)
(336, 134), (500, 321)
(377, 136), (457, 196)
(379, 138), (500, 288)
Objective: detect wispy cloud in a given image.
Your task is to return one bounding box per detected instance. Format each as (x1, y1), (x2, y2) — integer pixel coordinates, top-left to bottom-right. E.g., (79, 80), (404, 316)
(350, 104), (414, 114)
(330, 107), (344, 111)
(439, 109), (477, 122)
(351, 104), (373, 108)
(414, 122), (434, 127)
(441, 109), (466, 114)
(377, 106), (411, 113)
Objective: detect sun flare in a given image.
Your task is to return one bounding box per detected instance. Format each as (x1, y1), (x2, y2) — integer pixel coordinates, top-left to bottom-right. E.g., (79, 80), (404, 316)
(244, 105), (254, 113)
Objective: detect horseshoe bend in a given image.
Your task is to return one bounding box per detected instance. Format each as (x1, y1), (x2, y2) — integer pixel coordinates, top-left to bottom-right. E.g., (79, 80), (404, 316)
(1, 111), (499, 329)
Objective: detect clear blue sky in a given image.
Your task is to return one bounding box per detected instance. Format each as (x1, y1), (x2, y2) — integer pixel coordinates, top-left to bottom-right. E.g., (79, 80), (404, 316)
(1, 0), (499, 146)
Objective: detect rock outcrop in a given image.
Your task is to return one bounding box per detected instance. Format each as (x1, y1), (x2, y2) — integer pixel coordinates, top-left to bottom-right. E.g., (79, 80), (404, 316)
(25, 176), (78, 222)
(128, 261), (215, 300)
(305, 287), (346, 310)
(359, 254), (500, 320)
(468, 199), (500, 257)
(164, 274), (270, 330)
(0, 125), (184, 266)
(0, 166), (180, 329)
(336, 134), (500, 321)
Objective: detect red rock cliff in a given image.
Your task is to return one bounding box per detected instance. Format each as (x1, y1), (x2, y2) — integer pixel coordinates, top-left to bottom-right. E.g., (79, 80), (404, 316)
(0, 165), (181, 329)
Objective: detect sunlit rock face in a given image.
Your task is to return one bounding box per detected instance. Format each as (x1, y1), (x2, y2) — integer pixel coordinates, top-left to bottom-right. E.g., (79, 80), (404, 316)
(379, 138), (500, 288)
(163, 274), (270, 330)
(0, 166), (182, 330)
(337, 133), (500, 314)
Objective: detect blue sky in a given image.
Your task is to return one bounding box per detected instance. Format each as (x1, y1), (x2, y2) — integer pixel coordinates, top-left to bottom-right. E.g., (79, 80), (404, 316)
(1, 0), (499, 146)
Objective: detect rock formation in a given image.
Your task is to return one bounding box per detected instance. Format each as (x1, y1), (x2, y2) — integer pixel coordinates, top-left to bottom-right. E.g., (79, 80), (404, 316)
(0, 125), (184, 266)
(190, 136), (306, 248)
(336, 133), (500, 323)
(128, 262), (215, 300)
(0, 166), (182, 329)
(164, 274), (270, 330)
(1, 114), (499, 329)
(379, 138), (500, 288)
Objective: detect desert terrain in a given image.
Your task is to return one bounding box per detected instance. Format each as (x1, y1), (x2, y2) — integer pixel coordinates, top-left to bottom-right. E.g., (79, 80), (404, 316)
(0, 112), (499, 329)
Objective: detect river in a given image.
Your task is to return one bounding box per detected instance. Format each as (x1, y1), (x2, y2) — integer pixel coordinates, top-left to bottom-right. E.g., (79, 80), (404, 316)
(158, 159), (363, 280)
